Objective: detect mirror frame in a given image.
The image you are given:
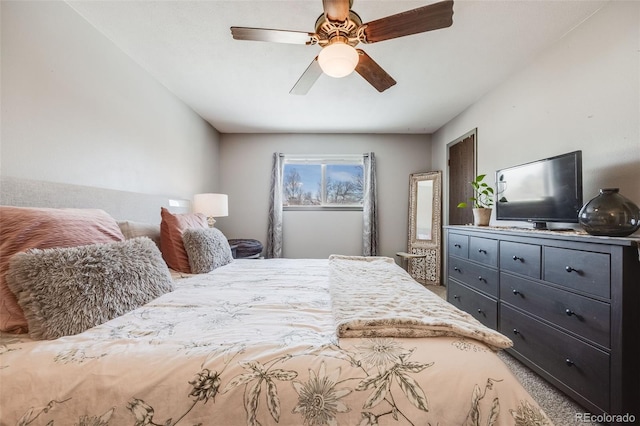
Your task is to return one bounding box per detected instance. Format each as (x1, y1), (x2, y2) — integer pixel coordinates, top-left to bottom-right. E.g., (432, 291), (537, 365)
(407, 171), (442, 285)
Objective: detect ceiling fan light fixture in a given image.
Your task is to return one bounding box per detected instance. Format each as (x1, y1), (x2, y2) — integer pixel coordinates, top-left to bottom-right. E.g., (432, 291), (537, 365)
(318, 42), (359, 78)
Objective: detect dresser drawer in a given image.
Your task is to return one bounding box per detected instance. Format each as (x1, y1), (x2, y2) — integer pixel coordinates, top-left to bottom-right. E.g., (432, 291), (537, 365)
(448, 233), (469, 259)
(500, 304), (610, 412)
(500, 273), (610, 348)
(448, 257), (498, 297)
(469, 237), (498, 267)
(543, 247), (611, 299)
(448, 280), (497, 329)
(500, 241), (541, 278)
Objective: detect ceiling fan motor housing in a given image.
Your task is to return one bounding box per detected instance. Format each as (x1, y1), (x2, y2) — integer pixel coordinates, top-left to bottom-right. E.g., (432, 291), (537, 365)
(315, 11), (363, 47)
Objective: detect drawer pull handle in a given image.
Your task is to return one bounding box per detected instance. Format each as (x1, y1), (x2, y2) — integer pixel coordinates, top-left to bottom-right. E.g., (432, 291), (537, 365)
(454, 244), (462, 248)
(453, 295), (460, 300)
(512, 328), (520, 335)
(565, 266), (581, 274)
(565, 359), (575, 367)
(478, 249), (487, 254)
(565, 309), (575, 316)
(454, 266), (461, 272)
(512, 289), (520, 296)
(478, 276), (486, 282)
(512, 255), (523, 262)
(477, 309), (484, 315)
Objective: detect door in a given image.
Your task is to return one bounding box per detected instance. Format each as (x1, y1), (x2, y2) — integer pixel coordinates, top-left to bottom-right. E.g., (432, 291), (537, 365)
(448, 130), (476, 225)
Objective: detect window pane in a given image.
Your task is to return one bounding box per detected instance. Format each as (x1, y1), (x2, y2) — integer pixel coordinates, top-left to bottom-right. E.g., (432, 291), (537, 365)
(283, 163), (321, 206)
(325, 164), (363, 205)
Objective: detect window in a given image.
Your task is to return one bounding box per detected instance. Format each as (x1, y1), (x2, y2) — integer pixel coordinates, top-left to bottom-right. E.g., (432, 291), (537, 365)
(283, 155), (364, 209)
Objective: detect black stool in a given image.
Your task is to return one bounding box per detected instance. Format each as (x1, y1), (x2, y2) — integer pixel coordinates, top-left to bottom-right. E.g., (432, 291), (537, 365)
(227, 239), (263, 259)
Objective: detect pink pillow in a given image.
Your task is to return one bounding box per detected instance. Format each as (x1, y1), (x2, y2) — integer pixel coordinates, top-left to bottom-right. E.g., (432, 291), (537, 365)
(0, 206), (125, 333)
(160, 207), (208, 273)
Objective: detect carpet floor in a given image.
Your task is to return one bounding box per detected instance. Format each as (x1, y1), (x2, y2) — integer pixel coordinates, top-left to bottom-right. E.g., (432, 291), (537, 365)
(497, 351), (599, 425)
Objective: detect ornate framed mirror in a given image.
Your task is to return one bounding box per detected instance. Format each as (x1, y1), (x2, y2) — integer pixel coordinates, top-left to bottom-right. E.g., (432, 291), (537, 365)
(406, 171), (442, 285)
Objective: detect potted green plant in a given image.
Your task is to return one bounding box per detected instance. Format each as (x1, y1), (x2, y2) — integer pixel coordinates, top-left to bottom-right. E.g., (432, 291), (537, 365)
(457, 174), (494, 226)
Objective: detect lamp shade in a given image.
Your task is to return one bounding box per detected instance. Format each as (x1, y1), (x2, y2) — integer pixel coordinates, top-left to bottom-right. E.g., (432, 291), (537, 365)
(193, 193), (228, 217)
(318, 42), (359, 78)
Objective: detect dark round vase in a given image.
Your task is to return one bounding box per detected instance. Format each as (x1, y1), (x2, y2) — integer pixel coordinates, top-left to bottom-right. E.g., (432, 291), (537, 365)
(578, 188), (640, 237)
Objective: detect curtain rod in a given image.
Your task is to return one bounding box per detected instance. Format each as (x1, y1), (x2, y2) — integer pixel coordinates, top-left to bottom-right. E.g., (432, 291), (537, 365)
(278, 153), (370, 157)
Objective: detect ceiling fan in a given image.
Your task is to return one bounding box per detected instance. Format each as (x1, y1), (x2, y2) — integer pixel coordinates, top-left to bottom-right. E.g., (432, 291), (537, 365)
(230, 0), (454, 95)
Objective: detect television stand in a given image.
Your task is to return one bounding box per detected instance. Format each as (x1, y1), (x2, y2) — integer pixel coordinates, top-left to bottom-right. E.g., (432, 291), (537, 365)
(530, 221), (548, 230)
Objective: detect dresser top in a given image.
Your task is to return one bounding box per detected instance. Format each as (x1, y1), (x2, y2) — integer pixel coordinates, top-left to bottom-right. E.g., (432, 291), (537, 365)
(445, 225), (640, 248)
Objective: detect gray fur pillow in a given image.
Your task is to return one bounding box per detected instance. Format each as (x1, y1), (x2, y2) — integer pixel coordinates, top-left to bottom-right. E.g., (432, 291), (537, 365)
(6, 237), (174, 340)
(182, 227), (233, 274)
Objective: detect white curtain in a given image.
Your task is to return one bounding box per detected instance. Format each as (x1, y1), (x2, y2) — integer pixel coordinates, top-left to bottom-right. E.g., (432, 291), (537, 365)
(362, 152), (378, 256)
(266, 152), (284, 258)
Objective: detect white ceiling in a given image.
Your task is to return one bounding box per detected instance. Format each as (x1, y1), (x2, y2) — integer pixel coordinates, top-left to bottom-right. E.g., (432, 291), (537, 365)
(66, 0), (608, 134)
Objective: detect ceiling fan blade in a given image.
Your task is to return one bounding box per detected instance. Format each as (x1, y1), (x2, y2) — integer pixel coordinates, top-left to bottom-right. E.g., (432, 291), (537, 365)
(361, 0), (454, 44)
(290, 57), (323, 95)
(355, 50), (396, 93)
(231, 27), (316, 45)
(322, 0), (351, 22)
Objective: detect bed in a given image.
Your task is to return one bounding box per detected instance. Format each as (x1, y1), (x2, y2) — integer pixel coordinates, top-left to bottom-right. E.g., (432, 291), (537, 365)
(0, 199), (552, 425)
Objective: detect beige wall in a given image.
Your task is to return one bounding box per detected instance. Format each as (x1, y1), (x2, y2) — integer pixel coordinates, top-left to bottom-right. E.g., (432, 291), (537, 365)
(432, 0), (640, 231)
(218, 134), (432, 258)
(0, 1), (220, 199)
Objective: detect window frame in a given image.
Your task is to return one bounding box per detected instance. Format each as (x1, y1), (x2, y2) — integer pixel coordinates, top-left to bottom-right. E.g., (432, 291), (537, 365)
(282, 154), (365, 211)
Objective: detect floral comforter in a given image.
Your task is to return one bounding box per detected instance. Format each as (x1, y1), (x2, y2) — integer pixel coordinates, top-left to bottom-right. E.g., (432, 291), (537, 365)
(0, 258), (551, 425)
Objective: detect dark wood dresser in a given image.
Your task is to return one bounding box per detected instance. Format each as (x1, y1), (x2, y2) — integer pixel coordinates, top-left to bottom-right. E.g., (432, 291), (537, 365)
(445, 225), (639, 420)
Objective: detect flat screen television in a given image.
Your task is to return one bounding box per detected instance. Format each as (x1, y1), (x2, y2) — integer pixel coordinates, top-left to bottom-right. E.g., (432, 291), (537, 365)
(495, 150), (583, 229)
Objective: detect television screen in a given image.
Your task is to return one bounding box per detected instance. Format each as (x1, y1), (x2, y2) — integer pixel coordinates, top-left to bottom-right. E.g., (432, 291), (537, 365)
(495, 151), (583, 229)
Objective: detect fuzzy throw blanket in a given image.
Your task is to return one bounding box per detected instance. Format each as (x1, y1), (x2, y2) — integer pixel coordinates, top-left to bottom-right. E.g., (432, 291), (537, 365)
(328, 255), (512, 350)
